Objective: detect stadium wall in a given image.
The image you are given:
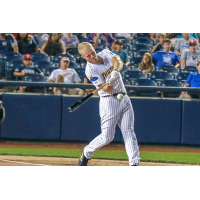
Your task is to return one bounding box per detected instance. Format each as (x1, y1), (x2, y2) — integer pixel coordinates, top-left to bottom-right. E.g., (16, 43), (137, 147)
(0, 94), (199, 145)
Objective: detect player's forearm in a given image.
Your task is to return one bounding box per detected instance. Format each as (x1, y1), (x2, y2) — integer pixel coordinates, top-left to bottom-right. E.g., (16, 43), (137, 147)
(102, 85), (113, 92)
(112, 57), (123, 71)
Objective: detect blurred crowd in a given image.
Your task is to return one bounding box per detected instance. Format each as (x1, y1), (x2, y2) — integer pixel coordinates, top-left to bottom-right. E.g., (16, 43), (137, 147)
(0, 33), (200, 99)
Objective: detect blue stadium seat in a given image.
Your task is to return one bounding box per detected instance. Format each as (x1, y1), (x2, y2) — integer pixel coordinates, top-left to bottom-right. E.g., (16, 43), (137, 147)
(185, 66), (196, 72)
(136, 33), (150, 39)
(23, 74), (48, 93)
(95, 48), (103, 53)
(176, 71), (190, 83)
(69, 61), (79, 68)
(52, 53), (76, 63)
(162, 79), (183, 98)
(73, 68), (85, 82)
(66, 48), (79, 56)
(115, 37), (131, 44)
(159, 65), (179, 74)
(130, 56), (143, 65)
(123, 44), (131, 51)
(136, 78), (159, 97)
(134, 37), (153, 46)
(123, 79), (130, 85)
(45, 66), (60, 77)
(131, 43), (151, 52)
(78, 36), (87, 43)
(5, 59), (24, 80)
(150, 70), (174, 81)
(0, 52), (22, 77)
(34, 60), (54, 71)
(30, 53), (49, 62)
(136, 50), (151, 57)
(124, 70), (147, 80)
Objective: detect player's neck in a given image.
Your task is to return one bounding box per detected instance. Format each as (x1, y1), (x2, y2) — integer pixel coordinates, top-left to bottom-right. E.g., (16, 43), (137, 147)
(97, 56), (103, 64)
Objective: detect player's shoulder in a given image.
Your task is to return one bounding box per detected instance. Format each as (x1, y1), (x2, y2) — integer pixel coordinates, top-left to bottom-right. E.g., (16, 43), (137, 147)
(97, 48), (115, 58)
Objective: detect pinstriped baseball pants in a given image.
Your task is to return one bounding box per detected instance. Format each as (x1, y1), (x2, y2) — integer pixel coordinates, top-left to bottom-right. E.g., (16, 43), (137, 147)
(84, 95), (140, 166)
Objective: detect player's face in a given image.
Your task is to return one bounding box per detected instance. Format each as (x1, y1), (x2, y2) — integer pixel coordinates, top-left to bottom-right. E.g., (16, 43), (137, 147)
(23, 59), (32, 67)
(163, 42), (171, 51)
(81, 48), (98, 64)
(189, 44), (197, 53)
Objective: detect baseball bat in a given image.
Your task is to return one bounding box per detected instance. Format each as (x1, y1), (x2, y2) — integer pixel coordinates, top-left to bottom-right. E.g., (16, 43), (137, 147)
(68, 82), (108, 112)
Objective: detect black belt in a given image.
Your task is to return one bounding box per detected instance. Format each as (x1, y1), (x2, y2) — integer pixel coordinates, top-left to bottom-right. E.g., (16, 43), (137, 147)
(102, 92), (126, 97)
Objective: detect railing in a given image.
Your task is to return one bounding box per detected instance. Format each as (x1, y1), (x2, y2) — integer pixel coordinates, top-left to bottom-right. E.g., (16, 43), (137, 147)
(0, 81), (200, 98)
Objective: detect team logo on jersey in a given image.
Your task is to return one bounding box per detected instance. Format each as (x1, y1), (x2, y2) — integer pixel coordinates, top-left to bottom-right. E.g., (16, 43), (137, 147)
(102, 65), (114, 79)
(90, 76), (98, 82)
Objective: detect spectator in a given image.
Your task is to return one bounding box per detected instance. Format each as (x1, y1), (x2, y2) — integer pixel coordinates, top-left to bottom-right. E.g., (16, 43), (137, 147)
(180, 40), (200, 69)
(112, 40), (130, 66)
(40, 33), (65, 56)
(0, 33), (18, 52)
(12, 33), (34, 38)
(87, 33), (115, 50)
(88, 40), (95, 48)
(33, 33), (49, 49)
(179, 61), (200, 99)
(60, 33), (80, 49)
(151, 33), (166, 53)
(13, 54), (43, 93)
(139, 53), (154, 74)
(114, 33), (137, 40)
(152, 39), (180, 68)
(48, 57), (84, 96)
(175, 33), (200, 56)
(16, 33), (38, 54)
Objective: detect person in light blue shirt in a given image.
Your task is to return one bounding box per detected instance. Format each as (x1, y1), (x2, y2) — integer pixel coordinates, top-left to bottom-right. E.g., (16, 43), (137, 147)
(153, 39), (180, 68)
(112, 40), (130, 66)
(179, 60), (200, 99)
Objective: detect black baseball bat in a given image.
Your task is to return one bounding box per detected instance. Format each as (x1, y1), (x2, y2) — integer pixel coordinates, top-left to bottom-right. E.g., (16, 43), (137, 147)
(68, 82), (107, 112)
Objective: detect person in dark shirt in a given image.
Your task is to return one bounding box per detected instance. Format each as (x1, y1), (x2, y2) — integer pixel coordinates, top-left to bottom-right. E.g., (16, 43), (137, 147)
(0, 33), (18, 52)
(40, 33), (65, 56)
(16, 33), (38, 54)
(13, 54), (43, 93)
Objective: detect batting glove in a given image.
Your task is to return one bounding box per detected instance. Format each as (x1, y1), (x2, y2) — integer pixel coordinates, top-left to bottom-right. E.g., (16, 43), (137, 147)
(110, 70), (120, 79)
(106, 77), (116, 86)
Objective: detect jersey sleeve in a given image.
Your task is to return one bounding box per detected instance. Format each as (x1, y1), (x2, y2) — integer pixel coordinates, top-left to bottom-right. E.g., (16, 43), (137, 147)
(85, 66), (105, 88)
(48, 70), (56, 82)
(185, 73), (193, 84)
(73, 69), (81, 83)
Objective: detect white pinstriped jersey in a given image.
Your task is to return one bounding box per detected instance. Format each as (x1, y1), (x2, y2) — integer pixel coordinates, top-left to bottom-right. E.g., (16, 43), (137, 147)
(85, 49), (126, 97)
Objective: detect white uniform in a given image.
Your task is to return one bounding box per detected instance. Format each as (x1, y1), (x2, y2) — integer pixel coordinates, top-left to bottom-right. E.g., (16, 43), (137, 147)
(84, 49), (140, 166)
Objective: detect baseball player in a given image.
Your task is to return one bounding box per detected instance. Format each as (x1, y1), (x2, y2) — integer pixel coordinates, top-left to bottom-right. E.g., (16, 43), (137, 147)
(77, 42), (140, 166)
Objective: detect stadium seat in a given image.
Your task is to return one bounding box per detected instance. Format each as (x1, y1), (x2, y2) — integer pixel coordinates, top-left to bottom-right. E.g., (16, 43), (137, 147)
(5, 59), (24, 80)
(176, 71), (190, 83)
(115, 37), (131, 44)
(0, 52), (22, 77)
(66, 48), (79, 56)
(95, 48), (103, 53)
(45, 66), (60, 77)
(34, 60), (54, 71)
(74, 68), (85, 82)
(136, 50), (151, 57)
(123, 44), (132, 51)
(124, 70), (147, 80)
(162, 79), (183, 98)
(136, 33), (150, 39)
(133, 37), (153, 46)
(30, 53), (49, 62)
(159, 65), (179, 75)
(185, 66), (196, 72)
(69, 61), (79, 68)
(52, 53), (76, 63)
(150, 70), (174, 81)
(77, 35), (87, 43)
(131, 43), (151, 52)
(23, 74), (48, 93)
(130, 56), (143, 65)
(136, 78), (159, 97)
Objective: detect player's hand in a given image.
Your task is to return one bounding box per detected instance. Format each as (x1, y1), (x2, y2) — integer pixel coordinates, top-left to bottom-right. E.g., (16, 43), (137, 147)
(110, 70), (120, 79)
(106, 77), (116, 86)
